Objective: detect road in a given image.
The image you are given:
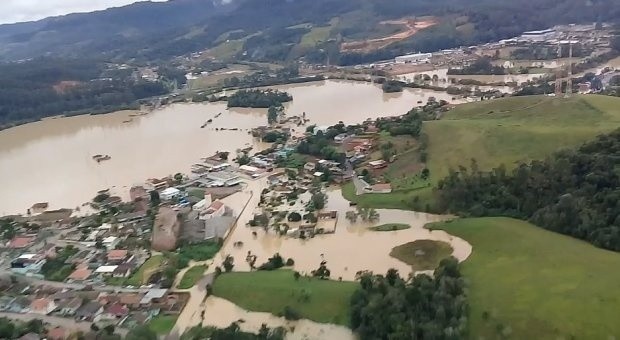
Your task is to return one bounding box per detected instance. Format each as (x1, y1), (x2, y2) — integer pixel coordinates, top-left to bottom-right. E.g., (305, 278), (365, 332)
(3, 274), (151, 293)
(171, 179), (263, 334)
(0, 312), (128, 336)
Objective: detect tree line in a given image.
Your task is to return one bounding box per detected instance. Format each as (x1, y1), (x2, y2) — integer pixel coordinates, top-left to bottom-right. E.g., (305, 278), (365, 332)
(436, 128), (620, 251)
(0, 57), (168, 129)
(350, 257), (467, 340)
(227, 89), (293, 108)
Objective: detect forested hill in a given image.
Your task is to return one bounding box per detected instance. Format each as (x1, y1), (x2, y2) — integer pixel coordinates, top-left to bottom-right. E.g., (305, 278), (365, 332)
(436, 128), (620, 251)
(0, 0), (617, 64)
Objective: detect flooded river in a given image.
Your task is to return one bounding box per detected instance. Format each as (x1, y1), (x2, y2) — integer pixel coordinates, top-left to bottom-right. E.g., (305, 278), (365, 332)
(0, 80), (460, 215)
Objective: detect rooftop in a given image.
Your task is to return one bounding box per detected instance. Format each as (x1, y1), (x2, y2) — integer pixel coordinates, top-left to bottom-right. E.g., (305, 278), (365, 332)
(95, 265), (118, 273)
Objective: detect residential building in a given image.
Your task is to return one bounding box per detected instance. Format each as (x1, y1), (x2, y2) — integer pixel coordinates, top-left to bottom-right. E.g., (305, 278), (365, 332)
(95, 265), (118, 276)
(119, 293), (144, 309)
(102, 236), (119, 250)
(370, 183), (393, 193)
(113, 264), (133, 278)
(97, 303), (129, 321)
(57, 297), (82, 316)
(146, 178), (169, 191)
(106, 249), (128, 264)
(68, 267), (92, 282)
(140, 289), (168, 306)
(75, 301), (104, 322)
(205, 171), (242, 187)
(152, 206), (181, 251)
(10, 254), (46, 275)
(29, 298), (57, 315)
(7, 236), (35, 249)
(47, 327), (66, 340)
(369, 160), (387, 169)
(161, 187), (181, 201)
(129, 186), (148, 201)
(199, 200), (225, 220)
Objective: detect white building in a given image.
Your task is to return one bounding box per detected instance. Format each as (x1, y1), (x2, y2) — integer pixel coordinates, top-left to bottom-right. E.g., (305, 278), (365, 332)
(161, 187), (181, 201)
(395, 53), (432, 64)
(102, 236), (119, 250)
(199, 200), (226, 220)
(519, 29), (556, 42)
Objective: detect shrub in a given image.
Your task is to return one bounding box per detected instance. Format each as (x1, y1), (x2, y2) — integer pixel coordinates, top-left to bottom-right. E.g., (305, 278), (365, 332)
(287, 212), (302, 222)
(286, 258), (295, 266)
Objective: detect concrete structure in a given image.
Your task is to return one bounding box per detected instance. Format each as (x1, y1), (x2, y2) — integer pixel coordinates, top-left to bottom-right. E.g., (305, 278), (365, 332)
(395, 53), (432, 64)
(205, 171), (242, 187)
(152, 206), (181, 251)
(199, 200), (226, 220)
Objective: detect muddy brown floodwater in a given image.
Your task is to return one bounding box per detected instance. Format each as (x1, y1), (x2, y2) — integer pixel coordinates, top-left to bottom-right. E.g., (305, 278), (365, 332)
(0, 80), (461, 215)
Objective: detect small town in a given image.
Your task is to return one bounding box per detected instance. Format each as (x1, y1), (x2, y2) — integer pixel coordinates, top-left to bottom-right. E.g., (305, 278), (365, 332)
(0, 1), (620, 338)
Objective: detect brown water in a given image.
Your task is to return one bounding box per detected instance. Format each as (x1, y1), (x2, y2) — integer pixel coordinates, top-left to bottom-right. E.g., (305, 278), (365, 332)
(0, 80), (461, 215)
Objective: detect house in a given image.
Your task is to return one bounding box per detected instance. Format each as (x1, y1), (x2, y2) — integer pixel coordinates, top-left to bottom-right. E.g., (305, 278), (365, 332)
(75, 301), (104, 321)
(140, 289), (168, 306)
(113, 264), (133, 278)
(303, 162), (316, 172)
(368, 160), (387, 169)
(98, 302), (129, 321)
(239, 164), (261, 176)
(7, 236), (35, 249)
(205, 171), (242, 187)
(5, 296), (30, 313)
(106, 249), (128, 264)
(39, 244), (57, 258)
(119, 293), (144, 309)
(370, 183), (392, 193)
(152, 206), (181, 252)
(161, 187), (181, 201)
(115, 211), (147, 223)
(199, 200), (225, 220)
(47, 327), (67, 340)
(68, 267), (92, 282)
(129, 186), (148, 201)
(147, 178), (169, 191)
(334, 133), (349, 143)
(57, 297), (82, 316)
(10, 254), (46, 275)
(95, 265), (118, 276)
(102, 236), (119, 250)
(30, 298), (57, 315)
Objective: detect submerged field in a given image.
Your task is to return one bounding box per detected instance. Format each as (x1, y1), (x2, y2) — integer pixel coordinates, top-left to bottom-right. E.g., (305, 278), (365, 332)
(348, 95), (620, 210)
(430, 217), (620, 339)
(212, 270), (357, 326)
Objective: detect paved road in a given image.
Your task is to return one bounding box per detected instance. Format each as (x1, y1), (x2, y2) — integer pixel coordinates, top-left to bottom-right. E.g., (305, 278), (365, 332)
(3, 274), (150, 293)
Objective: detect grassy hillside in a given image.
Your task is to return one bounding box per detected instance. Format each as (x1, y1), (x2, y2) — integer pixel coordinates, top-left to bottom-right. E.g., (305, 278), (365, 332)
(425, 95), (620, 180)
(429, 217), (620, 339)
(212, 270), (357, 325)
(345, 95), (620, 211)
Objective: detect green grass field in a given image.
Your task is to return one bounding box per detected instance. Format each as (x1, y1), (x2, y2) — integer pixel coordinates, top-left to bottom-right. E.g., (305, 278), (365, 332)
(213, 270), (357, 325)
(370, 223), (411, 231)
(430, 217), (620, 339)
(426, 95), (620, 180)
(389, 240), (453, 271)
(178, 265), (207, 289)
(148, 315), (178, 335)
(125, 255), (165, 286)
(299, 26), (332, 47)
(347, 95), (620, 211)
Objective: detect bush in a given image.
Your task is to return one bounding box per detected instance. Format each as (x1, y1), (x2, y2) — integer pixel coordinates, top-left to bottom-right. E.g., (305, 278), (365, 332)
(286, 258), (295, 266)
(287, 212), (302, 222)
(282, 306), (301, 320)
(258, 253), (285, 271)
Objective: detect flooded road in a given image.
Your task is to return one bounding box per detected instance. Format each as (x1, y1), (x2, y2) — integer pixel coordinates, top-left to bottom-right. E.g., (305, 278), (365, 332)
(0, 80), (460, 215)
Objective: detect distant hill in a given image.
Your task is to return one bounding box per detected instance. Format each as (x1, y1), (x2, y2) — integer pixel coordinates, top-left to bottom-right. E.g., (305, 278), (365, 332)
(0, 0), (618, 64)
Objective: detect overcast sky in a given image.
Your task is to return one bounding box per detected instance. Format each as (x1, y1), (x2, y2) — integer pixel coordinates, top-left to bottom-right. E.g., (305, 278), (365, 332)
(0, 0), (167, 25)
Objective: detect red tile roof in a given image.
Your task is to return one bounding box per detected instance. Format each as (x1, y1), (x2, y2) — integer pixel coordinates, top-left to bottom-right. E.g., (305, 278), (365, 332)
(8, 236), (35, 249)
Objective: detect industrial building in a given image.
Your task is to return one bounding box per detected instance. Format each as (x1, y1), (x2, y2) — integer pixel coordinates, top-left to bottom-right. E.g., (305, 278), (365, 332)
(394, 53), (432, 64)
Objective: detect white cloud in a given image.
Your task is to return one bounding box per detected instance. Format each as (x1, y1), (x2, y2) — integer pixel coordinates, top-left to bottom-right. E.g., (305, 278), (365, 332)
(0, 0), (167, 25)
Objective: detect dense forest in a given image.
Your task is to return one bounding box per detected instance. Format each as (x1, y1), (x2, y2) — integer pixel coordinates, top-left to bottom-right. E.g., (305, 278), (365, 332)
(0, 58), (168, 128)
(350, 257), (467, 340)
(227, 89), (292, 108)
(436, 129), (620, 251)
(0, 0), (617, 65)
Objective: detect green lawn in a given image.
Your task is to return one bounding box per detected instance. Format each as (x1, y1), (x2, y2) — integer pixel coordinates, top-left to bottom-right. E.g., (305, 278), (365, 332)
(389, 240), (453, 271)
(125, 255), (165, 286)
(299, 26), (332, 47)
(430, 217), (620, 339)
(346, 95), (620, 211)
(213, 270), (357, 326)
(370, 223), (410, 231)
(148, 315), (178, 335)
(178, 265), (207, 289)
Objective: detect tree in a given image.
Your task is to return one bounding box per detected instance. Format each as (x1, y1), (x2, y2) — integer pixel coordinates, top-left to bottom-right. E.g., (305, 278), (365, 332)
(236, 153), (251, 166)
(267, 105), (280, 125)
(312, 260), (331, 279)
(421, 168), (430, 180)
(149, 191), (160, 206)
(345, 211), (358, 223)
(174, 173), (183, 184)
(287, 212), (302, 222)
(223, 255), (235, 272)
(309, 192), (327, 210)
(126, 325), (157, 340)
